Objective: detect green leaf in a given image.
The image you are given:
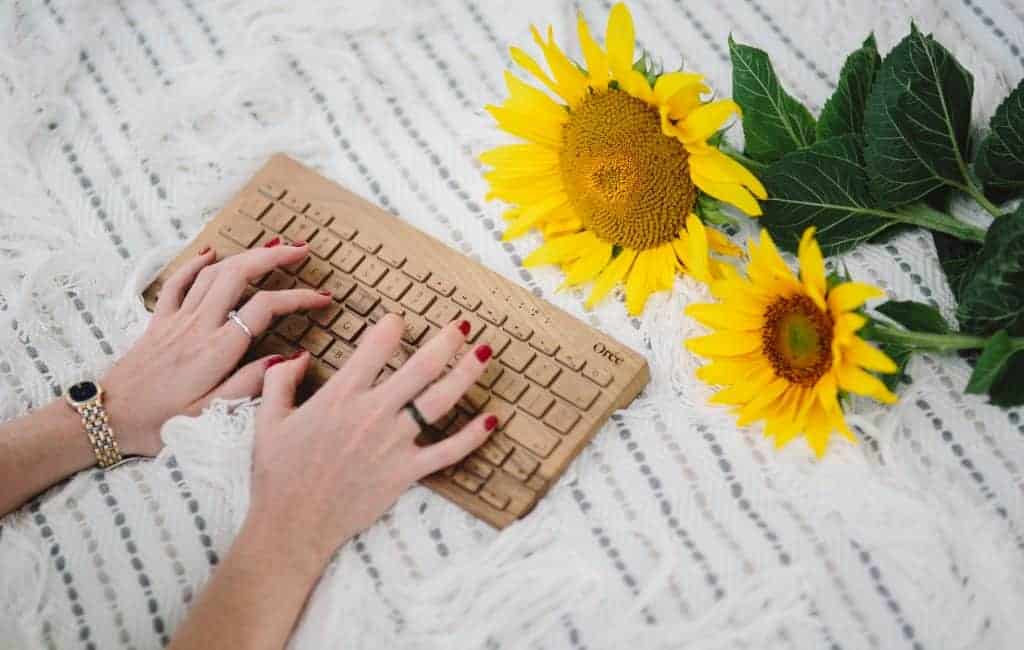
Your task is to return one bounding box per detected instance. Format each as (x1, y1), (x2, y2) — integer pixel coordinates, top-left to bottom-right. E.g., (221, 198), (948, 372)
(729, 36), (816, 163)
(859, 320), (913, 391)
(975, 78), (1024, 198)
(965, 330), (1014, 394)
(863, 24), (974, 208)
(760, 134), (894, 254)
(987, 350), (1024, 406)
(956, 203), (1024, 336)
(695, 194), (735, 228)
(876, 300), (951, 333)
(931, 231), (982, 303)
(817, 35), (882, 140)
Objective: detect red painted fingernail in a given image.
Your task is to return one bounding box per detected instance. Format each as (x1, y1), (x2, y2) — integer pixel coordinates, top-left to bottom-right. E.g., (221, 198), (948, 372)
(263, 236), (281, 248)
(318, 289), (332, 297)
(290, 240), (306, 247)
(265, 355), (285, 368)
(287, 350), (305, 360)
(458, 320), (470, 336)
(484, 415), (498, 431)
(197, 245), (211, 255)
(474, 345), (492, 363)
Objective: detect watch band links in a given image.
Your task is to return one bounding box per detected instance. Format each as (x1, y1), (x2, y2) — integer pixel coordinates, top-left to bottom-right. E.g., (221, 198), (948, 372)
(76, 400), (123, 468)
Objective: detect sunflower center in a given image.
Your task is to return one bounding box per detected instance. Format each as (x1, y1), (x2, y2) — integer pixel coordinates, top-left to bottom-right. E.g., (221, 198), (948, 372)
(761, 295), (834, 386)
(559, 90), (696, 250)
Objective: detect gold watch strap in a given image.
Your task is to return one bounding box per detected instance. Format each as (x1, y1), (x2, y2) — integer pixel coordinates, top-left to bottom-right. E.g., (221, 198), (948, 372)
(75, 399), (123, 468)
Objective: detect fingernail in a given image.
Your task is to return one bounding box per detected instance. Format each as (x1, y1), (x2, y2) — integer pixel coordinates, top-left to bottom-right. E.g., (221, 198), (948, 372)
(265, 355), (285, 369)
(290, 240), (307, 247)
(484, 415), (498, 431)
(263, 236), (281, 248)
(318, 289), (332, 297)
(458, 320), (470, 336)
(474, 345), (492, 363)
(287, 350), (305, 360)
(197, 245), (211, 256)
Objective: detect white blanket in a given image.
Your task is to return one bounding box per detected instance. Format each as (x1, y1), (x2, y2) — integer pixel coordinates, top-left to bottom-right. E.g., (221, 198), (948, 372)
(1, 1), (1023, 648)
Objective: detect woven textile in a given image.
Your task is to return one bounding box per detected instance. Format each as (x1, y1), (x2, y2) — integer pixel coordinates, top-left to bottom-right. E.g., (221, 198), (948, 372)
(1, 1), (1023, 648)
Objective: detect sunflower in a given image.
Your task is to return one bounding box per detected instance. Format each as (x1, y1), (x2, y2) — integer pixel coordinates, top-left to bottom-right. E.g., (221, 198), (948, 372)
(481, 3), (766, 315)
(685, 227), (899, 457)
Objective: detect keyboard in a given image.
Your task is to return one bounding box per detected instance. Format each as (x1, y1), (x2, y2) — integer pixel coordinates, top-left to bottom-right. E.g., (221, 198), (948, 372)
(143, 154), (650, 528)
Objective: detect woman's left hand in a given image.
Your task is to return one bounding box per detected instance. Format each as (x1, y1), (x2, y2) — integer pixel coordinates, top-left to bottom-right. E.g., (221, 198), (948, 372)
(103, 241), (331, 456)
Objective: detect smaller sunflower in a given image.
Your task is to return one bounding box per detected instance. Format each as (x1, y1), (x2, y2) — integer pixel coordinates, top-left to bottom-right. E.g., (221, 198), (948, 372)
(685, 227), (899, 457)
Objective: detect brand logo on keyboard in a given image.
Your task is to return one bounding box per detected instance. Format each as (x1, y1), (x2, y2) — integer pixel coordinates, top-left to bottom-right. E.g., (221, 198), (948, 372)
(593, 342), (624, 366)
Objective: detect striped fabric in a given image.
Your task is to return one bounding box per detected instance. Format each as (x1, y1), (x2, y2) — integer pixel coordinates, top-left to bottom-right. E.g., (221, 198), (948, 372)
(0, 1), (1022, 648)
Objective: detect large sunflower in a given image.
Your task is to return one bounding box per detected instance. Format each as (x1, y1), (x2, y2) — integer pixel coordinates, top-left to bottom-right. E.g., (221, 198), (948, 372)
(481, 3), (766, 315)
(685, 227), (899, 457)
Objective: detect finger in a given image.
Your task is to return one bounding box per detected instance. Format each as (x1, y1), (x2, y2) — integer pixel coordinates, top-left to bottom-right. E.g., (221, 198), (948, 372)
(396, 341), (492, 436)
(178, 257), (221, 313)
(155, 246), (217, 317)
(323, 314), (404, 393)
(227, 288), (332, 349)
(412, 412), (498, 477)
(195, 354), (282, 410)
(382, 319), (471, 410)
(258, 350), (309, 424)
(199, 241), (311, 322)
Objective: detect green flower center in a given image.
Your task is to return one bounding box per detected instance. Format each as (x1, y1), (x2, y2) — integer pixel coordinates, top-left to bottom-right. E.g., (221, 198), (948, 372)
(762, 295), (834, 386)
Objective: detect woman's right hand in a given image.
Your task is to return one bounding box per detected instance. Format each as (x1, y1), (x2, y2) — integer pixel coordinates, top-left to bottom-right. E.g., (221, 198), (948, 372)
(243, 314), (496, 567)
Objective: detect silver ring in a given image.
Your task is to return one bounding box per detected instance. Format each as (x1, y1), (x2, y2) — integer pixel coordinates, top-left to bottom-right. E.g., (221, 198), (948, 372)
(227, 309), (254, 339)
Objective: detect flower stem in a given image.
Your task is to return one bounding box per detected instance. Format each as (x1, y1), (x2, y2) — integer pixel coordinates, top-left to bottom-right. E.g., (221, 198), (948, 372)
(889, 202), (987, 243)
(719, 143), (767, 173)
(867, 323), (1024, 353)
(959, 181), (1004, 218)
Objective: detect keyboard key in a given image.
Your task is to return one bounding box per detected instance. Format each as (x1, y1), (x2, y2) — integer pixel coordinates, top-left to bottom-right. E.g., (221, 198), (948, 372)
(374, 368), (393, 387)
(493, 373), (528, 403)
(482, 469), (540, 513)
(386, 343), (415, 370)
(299, 327), (334, 356)
(452, 290), (481, 311)
(504, 320), (533, 342)
(500, 341), (535, 373)
(309, 231), (342, 259)
(489, 400), (516, 428)
(520, 386), (555, 418)
(253, 334), (295, 359)
(503, 415), (560, 458)
(320, 275), (356, 302)
(461, 456), (495, 480)
(305, 201), (335, 225)
(344, 288), (379, 316)
(219, 220), (263, 247)
(401, 286), (436, 315)
(451, 469), (483, 493)
(462, 314), (486, 343)
(478, 305), (507, 327)
(481, 330), (510, 358)
(426, 274), (455, 297)
(556, 349), (586, 371)
(530, 335), (560, 356)
(425, 300), (461, 327)
(284, 217), (318, 244)
(330, 243), (365, 273)
(281, 255), (307, 275)
(281, 194), (309, 213)
(378, 246), (406, 268)
(354, 259), (388, 287)
(544, 402), (580, 434)
(551, 374), (600, 410)
(353, 231), (381, 253)
(378, 298), (406, 316)
(503, 449), (540, 481)
(261, 269), (296, 292)
(476, 363), (504, 389)
(331, 312), (366, 342)
(478, 483), (510, 510)
(239, 196), (272, 219)
(307, 358), (334, 385)
(401, 316), (430, 344)
(378, 273), (412, 301)
(258, 182), (285, 199)
(402, 260), (430, 282)
(525, 358), (561, 388)
(277, 314), (311, 342)
(328, 221), (357, 240)
(583, 364), (613, 387)
(458, 385), (491, 413)
(308, 300), (343, 327)
(322, 341), (355, 368)
(262, 204), (296, 232)
(298, 259), (332, 288)
(477, 434), (514, 465)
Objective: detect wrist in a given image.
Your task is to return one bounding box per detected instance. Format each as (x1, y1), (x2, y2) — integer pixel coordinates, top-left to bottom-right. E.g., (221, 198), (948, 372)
(236, 512), (333, 583)
(99, 373), (161, 457)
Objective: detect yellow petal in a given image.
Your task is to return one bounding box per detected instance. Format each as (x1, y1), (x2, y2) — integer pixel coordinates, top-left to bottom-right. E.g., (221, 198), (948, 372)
(522, 231), (597, 266)
(531, 25), (589, 106)
(685, 302), (763, 331)
(486, 105), (562, 148)
(686, 330), (763, 357)
(804, 402), (832, 458)
(605, 3), (635, 82)
(827, 281), (884, 316)
(834, 312), (868, 343)
(502, 195), (570, 240)
(798, 227), (827, 310)
(709, 364), (777, 405)
(480, 143), (560, 174)
(736, 376), (791, 425)
(695, 355), (768, 386)
(510, 46), (561, 100)
(543, 217), (583, 237)
(502, 70), (570, 123)
(585, 248), (637, 309)
(687, 147), (767, 200)
(562, 239), (614, 286)
(845, 338), (898, 374)
(706, 227), (743, 257)
(577, 11), (609, 88)
(625, 250), (657, 315)
(653, 72), (706, 105)
(837, 365), (898, 404)
(677, 100), (740, 144)
(691, 166), (764, 217)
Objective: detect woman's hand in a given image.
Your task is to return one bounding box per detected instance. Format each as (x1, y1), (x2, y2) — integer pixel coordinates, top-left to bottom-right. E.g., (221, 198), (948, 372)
(104, 241), (332, 456)
(243, 314), (496, 566)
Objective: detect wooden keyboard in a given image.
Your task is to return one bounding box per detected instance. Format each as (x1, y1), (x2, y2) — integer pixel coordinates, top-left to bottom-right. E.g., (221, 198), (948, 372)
(143, 154), (650, 528)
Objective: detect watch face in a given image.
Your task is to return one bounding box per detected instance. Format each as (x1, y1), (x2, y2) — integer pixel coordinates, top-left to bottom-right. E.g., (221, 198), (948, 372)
(68, 381), (98, 403)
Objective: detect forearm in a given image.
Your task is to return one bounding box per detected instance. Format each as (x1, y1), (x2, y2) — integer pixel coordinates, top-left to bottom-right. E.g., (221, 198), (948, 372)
(0, 399), (98, 516)
(167, 516), (327, 650)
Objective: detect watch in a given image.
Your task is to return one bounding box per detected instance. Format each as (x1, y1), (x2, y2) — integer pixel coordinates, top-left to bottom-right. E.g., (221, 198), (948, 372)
(65, 380), (123, 468)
